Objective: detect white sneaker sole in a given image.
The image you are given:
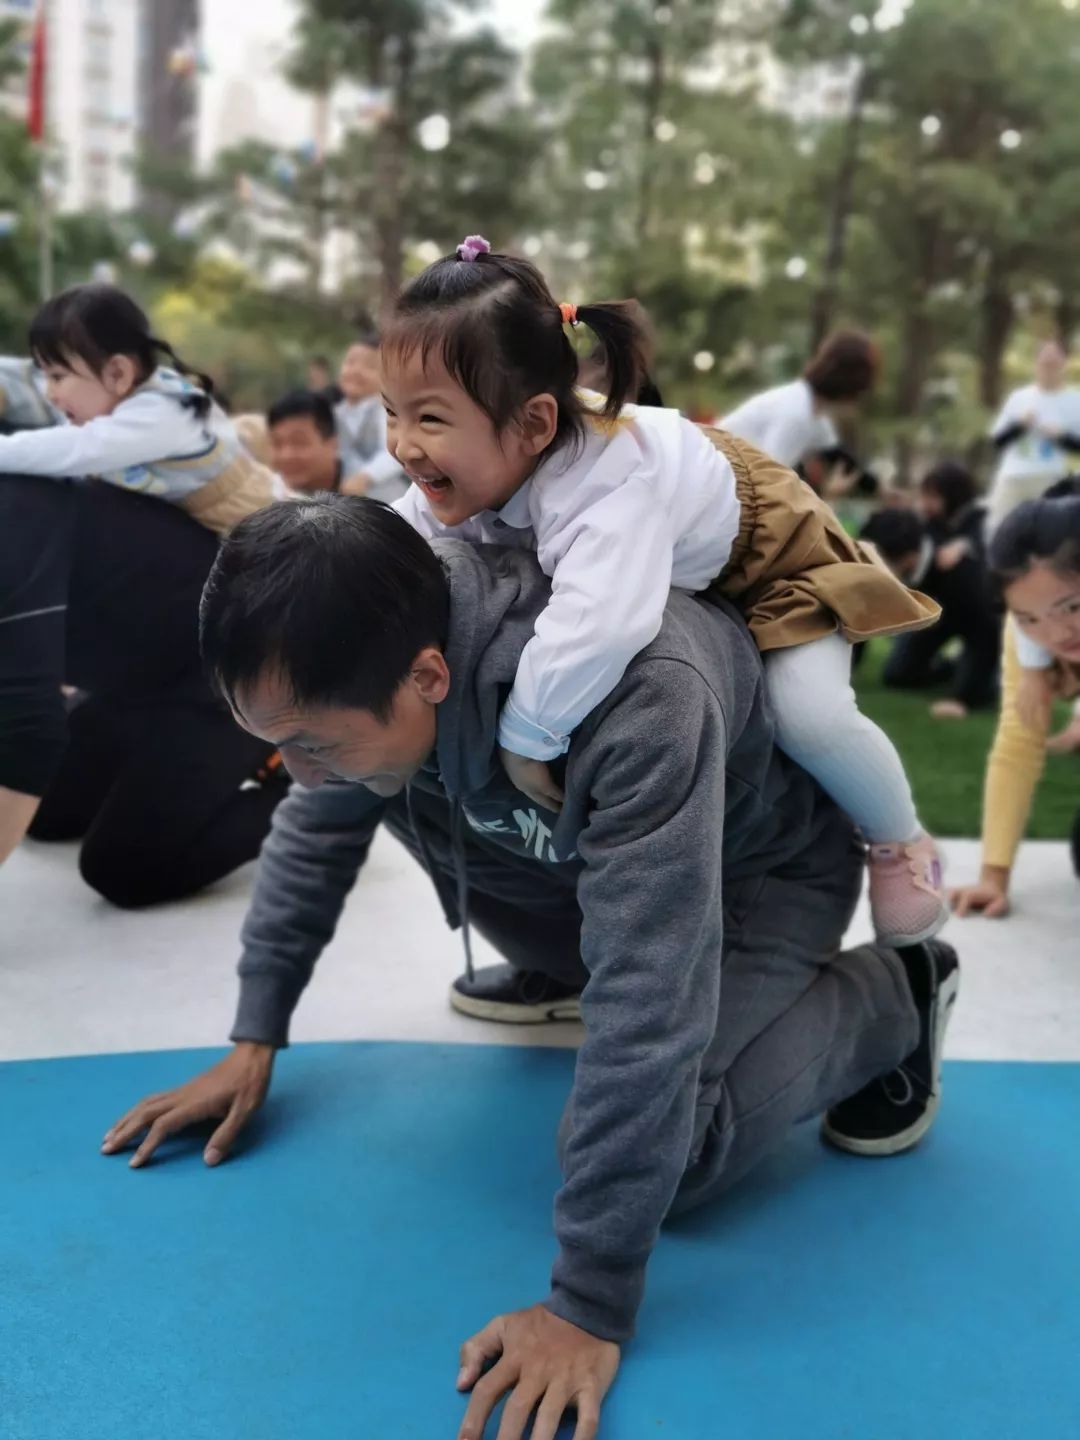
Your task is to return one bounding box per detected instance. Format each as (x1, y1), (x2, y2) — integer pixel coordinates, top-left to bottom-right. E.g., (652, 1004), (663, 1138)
(822, 962), (960, 1158)
(448, 987), (582, 1025)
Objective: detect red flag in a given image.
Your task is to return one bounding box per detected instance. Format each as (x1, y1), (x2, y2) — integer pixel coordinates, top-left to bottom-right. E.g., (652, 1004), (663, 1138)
(27, 3), (47, 142)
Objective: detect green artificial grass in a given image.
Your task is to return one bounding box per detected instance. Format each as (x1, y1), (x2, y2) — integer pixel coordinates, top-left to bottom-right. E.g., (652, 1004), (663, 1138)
(854, 642), (1079, 840)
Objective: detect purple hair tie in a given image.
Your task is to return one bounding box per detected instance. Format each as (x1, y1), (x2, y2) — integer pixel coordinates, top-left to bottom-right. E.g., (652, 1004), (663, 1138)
(457, 234), (491, 262)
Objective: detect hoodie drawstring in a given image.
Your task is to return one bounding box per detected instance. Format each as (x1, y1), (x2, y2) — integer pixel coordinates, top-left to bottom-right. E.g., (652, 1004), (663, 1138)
(406, 787), (476, 984)
(452, 801), (476, 985)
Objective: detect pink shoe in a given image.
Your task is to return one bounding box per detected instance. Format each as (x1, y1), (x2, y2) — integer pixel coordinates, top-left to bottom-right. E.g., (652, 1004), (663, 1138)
(868, 834), (949, 947)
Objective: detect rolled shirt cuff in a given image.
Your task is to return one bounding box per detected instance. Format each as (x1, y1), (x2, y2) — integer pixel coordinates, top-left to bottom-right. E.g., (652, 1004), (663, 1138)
(497, 698), (571, 762)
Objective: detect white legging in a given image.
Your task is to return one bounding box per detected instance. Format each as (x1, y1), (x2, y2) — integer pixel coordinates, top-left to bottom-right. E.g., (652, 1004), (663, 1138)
(764, 632), (921, 844)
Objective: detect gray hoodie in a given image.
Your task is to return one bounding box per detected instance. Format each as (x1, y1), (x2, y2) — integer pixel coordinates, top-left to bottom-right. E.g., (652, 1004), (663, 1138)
(232, 540), (835, 1342)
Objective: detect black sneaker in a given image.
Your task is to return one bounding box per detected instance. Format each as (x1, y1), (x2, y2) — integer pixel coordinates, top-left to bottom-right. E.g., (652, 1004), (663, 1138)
(822, 940), (960, 1158)
(450, 964), (582, 1024)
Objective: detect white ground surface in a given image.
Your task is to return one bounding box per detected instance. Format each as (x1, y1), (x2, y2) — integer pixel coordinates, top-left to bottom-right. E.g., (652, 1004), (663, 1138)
(2, 833), (1077, 1063)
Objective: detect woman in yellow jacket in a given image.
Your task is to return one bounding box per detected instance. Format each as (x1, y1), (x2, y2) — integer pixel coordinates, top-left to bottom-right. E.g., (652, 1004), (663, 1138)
(952, 478), (1080, 917)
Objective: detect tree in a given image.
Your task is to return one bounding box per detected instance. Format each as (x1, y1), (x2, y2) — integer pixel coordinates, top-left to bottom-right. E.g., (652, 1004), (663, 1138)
(772, 0), (892, 348)
(287, 0), (540, 316)
(529, 0), (794, 399)
(777, 0), (1080, 426)
(0, 19), (41, 345)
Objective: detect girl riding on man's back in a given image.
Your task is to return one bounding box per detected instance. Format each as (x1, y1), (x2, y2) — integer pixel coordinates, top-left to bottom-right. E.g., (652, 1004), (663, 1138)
(0, 284), (276, 534)
(384, 235), (948, 947)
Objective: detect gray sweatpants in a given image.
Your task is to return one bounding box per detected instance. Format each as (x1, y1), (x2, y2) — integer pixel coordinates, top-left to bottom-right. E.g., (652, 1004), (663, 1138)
(383, 800), (918, 1215)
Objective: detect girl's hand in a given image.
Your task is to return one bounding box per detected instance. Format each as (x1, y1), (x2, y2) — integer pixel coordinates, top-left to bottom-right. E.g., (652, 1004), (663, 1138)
(935, 539), (969, 572)
(950, 866), (1011, 919)
(1046, 715), (1080, 755)
(340, 472), (371, 496)
(500, 749), (564, 813)
(1015, 668), (1054, 734)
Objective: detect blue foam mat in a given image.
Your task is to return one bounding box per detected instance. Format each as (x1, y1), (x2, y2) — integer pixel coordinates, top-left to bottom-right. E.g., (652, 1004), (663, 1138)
(1, 1044), (1077, 1439)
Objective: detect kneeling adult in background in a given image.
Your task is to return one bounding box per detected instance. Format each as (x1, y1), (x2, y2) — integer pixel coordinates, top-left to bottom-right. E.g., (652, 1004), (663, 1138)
(862, 478), (1000, 716)
(0, 475), (287, 904)
(267, 390), (343, 495)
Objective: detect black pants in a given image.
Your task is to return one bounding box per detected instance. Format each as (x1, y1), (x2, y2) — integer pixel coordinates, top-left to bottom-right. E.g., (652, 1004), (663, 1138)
(883, 569), (1001, 710)
(28, 693), (283, 908)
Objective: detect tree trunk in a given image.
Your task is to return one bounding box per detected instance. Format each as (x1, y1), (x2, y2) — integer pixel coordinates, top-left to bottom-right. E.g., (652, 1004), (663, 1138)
(978, 263), (1014, 409)
(1056, 295), (1077, 352)
(632, 5), (667, 283)
(894, 215), (945, 419)
(896, 299), (932, 407)
(308, 90), (331, 295)
(371, 25), (410, 322)
(809, 63), (872, 350)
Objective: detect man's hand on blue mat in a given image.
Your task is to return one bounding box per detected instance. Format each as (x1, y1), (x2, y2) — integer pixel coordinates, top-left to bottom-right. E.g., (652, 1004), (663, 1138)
(455, 1304), (619, 1440)
(100, 1043), (276, 1168)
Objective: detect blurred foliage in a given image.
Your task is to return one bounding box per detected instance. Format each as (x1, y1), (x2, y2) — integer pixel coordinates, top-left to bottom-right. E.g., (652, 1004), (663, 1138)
(4, 0), (1080, 448)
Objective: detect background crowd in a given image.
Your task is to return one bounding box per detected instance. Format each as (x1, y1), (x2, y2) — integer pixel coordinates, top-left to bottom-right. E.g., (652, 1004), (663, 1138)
(1, 0), (1078, 918)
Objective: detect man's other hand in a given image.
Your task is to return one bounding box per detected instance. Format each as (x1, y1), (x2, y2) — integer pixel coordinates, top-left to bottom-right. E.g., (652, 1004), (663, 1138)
(101, 1042), (276, 1169)
(456, 1305), (620, 1440)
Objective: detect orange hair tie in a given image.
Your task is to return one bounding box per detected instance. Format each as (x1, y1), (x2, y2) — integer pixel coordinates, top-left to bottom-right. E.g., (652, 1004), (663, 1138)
(559, 302), (579, 327)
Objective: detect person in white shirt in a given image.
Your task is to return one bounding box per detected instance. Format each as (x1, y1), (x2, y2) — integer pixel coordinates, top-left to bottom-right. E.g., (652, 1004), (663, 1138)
(0, 285), (276, 535)
(722, 331), (880, 472)
(334, 335), (409, 504)
(987, 341), (1080, 533)
(380, 235), (948, 947)
(986, 342), (1080, 726)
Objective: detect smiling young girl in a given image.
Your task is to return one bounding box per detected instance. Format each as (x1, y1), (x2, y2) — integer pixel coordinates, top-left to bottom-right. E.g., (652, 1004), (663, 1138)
(384, 236), (945, 945)
(0, 284), (277, 534)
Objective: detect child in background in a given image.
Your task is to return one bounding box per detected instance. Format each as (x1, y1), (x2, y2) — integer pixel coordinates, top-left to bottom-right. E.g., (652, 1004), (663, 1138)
(0, 284), (277, 535)
(384, 236), (946, 947)
(335, 334), (409, 503)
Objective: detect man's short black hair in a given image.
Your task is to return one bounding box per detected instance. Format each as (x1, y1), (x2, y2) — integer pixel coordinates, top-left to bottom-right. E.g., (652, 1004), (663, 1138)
(267, 388), (336, 439)
(860, 507), (925, 564)
(200, 497), (450, 722)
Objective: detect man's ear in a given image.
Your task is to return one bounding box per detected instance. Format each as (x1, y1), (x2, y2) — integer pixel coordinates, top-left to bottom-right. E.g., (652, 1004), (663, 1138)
(103, 354), (140, 400)
(409, 646), (451, 705)
(518, 393), (559, 456)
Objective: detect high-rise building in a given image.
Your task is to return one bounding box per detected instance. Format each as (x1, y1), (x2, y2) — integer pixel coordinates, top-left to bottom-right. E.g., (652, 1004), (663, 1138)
(0, 0), (200, 216)
(49, 0), (140, 212)
(0, 0), (36, 125)
(138, 0), (199, 217)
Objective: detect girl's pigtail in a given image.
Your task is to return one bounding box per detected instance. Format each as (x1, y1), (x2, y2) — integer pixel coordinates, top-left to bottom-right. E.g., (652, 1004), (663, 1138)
(152, 336), (215, 418)
(571, 299), (650, 422)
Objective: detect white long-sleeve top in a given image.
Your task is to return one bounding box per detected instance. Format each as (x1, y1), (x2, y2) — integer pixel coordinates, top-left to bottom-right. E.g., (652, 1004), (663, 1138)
(722, 378), (838, 469)
(395, 404), (742, 759)
(0, 367), (247, 501)
(335, 395), (407, 503)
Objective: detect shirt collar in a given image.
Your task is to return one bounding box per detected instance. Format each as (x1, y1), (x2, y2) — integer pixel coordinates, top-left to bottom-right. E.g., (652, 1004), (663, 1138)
(493, 478), (534, 529)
